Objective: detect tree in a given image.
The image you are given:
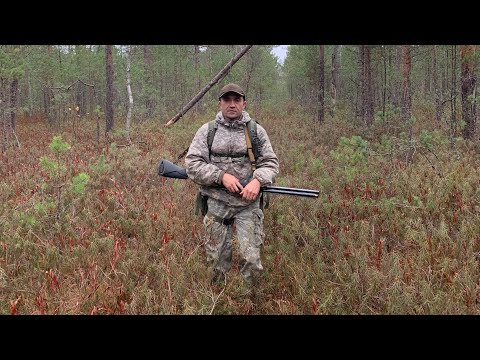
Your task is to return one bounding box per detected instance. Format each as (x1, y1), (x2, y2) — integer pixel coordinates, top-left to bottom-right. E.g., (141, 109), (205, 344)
(43, 46), (52, 121)
(331, 45), (340, 117)
(317, 45), (325, 123)
(0, 45), (23, 150)
(380, 46), (387, 119)
(10, 78), (18, 131)
(105, 45), (114, 134)
(401, 45), (412, 142)
(125, 45), (133, 136)
(432, 45), (443, 122)
(450, 45), (458, 141)
(391, 46), (402, 108)
(359, 45), (374, 126)
(460, 45), (476, 139)
(143, 45), (154, 117)
(193, 45), (201, 113)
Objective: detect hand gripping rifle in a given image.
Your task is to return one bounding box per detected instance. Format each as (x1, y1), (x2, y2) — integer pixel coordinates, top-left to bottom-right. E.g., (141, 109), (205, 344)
(158, 159), (319, 198)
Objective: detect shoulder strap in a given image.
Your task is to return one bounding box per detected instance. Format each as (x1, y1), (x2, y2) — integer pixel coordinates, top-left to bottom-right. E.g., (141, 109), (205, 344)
(207, 119), (260, 161)
(247, 119), (260, 159)
(207, 120), (218, 154)
(244, 123), (257, 171)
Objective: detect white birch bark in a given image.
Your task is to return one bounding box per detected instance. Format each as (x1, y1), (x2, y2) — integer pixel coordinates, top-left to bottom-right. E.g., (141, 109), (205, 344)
(125, 45), (134, 135)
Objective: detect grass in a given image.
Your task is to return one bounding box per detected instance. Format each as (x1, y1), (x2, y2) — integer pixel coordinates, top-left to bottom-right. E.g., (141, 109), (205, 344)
(1, 102), (480, 314)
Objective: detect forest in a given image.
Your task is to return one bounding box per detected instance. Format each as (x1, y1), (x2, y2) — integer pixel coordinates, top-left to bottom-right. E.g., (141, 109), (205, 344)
(0, 45), (479, 314)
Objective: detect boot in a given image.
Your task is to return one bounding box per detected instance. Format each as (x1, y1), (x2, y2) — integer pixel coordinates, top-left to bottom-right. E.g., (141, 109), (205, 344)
(210, 269), (226, 286)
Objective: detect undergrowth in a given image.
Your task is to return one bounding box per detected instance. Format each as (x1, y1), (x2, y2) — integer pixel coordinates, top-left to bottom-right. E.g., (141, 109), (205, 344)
(1, 103), (480, 314)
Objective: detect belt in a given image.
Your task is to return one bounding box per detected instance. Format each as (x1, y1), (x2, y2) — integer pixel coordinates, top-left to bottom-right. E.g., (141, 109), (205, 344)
(207, 212), (235, 226)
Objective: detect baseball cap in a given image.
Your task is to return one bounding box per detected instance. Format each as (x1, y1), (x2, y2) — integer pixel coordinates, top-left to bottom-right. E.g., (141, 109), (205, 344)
(218, 83), (246, 100)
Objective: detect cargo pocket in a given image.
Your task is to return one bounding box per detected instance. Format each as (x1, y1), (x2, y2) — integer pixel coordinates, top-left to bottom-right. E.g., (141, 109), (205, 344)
(252, 208), (265, 246)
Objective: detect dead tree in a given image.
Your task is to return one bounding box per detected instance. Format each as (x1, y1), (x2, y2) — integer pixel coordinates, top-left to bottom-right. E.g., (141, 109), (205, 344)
(165, 45), (253, 127)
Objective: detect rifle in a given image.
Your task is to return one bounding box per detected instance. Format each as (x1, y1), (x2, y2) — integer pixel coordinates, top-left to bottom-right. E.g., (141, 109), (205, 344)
(158, 159), (319, 198)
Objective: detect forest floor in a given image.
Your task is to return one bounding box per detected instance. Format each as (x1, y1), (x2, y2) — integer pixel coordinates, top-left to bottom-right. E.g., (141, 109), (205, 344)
(2, 102), (480, 314)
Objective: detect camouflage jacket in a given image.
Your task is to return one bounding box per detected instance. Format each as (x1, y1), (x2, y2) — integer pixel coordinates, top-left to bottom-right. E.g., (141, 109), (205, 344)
(185, 111), (279, 207)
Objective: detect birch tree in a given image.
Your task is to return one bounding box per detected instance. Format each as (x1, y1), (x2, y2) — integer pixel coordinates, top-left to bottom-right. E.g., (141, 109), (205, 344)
(125, 45), (133, 137)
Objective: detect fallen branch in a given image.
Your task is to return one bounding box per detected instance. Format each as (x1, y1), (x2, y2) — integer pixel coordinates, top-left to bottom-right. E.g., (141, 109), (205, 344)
(209, 286), (226, 315)
(165, 45), (253, 127)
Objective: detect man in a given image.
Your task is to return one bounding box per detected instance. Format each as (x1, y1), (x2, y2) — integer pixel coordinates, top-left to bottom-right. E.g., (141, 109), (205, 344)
(185, 83), (279, 287)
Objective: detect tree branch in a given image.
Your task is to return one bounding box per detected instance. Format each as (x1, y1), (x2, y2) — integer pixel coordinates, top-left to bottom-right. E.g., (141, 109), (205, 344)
(164, 45), (253, 127)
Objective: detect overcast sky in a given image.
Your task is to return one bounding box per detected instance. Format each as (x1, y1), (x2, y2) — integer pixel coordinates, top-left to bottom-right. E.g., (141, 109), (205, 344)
(271, 45), (288, 64)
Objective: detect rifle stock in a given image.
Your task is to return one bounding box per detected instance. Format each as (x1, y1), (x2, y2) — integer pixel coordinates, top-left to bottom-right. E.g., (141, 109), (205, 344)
(158, 159), (319, 198)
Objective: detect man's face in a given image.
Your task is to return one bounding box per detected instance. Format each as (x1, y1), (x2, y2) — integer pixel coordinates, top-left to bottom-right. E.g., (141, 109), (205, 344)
(219, 93), (246, 120)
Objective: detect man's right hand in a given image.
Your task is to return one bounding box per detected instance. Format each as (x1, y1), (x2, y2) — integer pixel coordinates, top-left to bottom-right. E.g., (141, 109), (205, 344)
(222, 173), (244, 193)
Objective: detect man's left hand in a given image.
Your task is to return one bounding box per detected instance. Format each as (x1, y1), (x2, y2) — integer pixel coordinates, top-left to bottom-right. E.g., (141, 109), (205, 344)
(240, 178), (261, 201)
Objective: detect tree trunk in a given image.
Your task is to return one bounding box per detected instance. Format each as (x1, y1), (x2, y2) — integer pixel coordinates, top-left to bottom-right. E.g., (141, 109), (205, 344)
(360, 45), (374, 126)
(244, 52), (256, 96)
(450, 45), (458, 141)
(27, 68), (33, 117)
(401, 45), (412, 141)
(356, 46), (364, 120)
(443, 47), (449, 101)
(165, 45), (253, 127)
(1, 78), (6, 152)
(194, 45), (201, 113)
(317, 45), (325, 123)
(461, 45), (476, 139)
(424, 50), (431, 98)
(144, 45), (154, 118)
(330, 45), (339, 117)
(366, 46), (374, 125)
(105, 45), (114, 134)
(393, 46), (402, 107)
(10, 78), (18, 132)
(432, 45), (443, 122)
(45, 45), (54, 125)
(125, 46), (134, 135)
(382, 46), (387, 119)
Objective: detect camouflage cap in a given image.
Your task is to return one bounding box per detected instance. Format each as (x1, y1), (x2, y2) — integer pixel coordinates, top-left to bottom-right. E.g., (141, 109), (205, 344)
(219, 83), (246, 100)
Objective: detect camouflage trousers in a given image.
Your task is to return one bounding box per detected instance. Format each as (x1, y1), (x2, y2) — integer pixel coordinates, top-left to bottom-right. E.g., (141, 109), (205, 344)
(203, 196), (265, 283)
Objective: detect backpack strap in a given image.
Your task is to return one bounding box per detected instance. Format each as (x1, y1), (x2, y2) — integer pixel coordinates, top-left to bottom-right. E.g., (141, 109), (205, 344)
(207, 119), (260, 161)
(244, 124), (257, 171)
(247, 119), (261, 159)
(207, 120), (218, 155)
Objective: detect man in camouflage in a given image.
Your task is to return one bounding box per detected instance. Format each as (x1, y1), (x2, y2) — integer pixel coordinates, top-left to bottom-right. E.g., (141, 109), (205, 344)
(185, 83), (279, 286)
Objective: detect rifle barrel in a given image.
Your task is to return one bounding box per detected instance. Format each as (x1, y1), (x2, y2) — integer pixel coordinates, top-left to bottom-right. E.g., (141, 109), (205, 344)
(158, 159), (320, 198)
(261, 188), (318, 198)
(263, 185), (319, 195)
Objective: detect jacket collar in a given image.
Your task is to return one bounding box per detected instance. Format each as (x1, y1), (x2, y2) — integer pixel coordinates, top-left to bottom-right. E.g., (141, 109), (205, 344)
(215, 111), (251, 128)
